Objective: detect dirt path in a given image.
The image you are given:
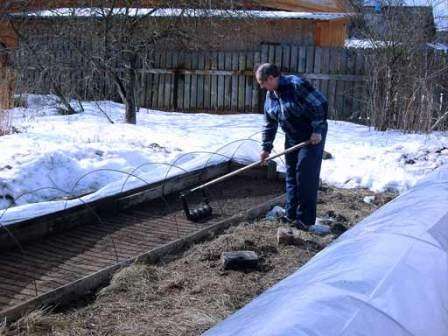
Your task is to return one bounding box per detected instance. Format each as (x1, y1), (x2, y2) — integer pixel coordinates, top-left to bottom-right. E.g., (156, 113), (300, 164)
(2, 185), (396, 336)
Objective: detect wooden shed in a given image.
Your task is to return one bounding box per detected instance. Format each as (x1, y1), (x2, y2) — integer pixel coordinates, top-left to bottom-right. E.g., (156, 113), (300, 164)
(0, 0), (352, 109)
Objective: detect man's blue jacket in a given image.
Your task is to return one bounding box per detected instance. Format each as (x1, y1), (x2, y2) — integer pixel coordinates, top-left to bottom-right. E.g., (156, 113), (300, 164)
(261, 75), (328, 153)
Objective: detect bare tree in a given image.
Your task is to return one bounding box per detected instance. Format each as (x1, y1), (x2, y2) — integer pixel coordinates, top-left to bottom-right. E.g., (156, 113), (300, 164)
(7, 0), (252, 124)
(348, 0), (448, 132)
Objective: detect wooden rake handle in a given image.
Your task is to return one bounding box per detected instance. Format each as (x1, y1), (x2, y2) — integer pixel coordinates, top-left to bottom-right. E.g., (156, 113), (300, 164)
(188, 140), (310, 194)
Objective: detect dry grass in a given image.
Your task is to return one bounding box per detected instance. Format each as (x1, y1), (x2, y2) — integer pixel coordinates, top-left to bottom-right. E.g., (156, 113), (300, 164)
(2, 185), (395, 336)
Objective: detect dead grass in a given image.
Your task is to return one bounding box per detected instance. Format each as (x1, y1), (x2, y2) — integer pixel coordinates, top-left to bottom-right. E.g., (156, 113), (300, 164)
(2, 185), (396, 336)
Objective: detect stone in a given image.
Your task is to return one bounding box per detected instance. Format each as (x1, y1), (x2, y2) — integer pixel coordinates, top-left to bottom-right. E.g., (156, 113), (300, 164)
(221, 251), (259, 270)
(323, 151), (333, 160)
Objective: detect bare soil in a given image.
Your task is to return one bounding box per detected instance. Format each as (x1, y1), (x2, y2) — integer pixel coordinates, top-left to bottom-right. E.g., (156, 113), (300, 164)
(2, 185), (396, 336)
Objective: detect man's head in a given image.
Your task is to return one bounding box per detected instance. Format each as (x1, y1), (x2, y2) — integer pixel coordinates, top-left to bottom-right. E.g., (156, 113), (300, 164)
(255, 63), (280, 91)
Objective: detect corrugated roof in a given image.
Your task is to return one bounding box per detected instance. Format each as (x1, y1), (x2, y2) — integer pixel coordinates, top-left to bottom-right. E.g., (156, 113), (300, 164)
(16, 8), (353, 21)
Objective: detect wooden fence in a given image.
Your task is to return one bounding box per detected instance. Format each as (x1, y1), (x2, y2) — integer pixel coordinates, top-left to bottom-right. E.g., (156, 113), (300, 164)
(17, 43), (369, 121)
(17, 42), (447, 126)
(137, 44), (368, 121)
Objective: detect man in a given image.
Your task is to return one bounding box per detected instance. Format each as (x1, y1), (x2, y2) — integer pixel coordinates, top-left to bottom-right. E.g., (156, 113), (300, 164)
(256, 63), (328, 232)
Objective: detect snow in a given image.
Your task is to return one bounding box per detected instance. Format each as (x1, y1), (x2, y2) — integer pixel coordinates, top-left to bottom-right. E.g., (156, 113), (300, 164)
(427, 42), (448, 52)
(345, 38), (388, 49)
(0, 95), (447, 224)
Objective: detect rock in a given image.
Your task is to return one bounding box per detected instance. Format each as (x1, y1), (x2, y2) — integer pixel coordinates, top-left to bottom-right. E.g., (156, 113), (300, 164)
(326, 210), (336, 218)
(323, 151), (333, 160)
(335, 214), (348, 222)
(277, 227), (325, 250)
(330, 223), (348, 235)
(363, 195), (375, 204)
(265, 206), (285, 220)
(277, 227), (306, 247)
(221, 251), (259, 270)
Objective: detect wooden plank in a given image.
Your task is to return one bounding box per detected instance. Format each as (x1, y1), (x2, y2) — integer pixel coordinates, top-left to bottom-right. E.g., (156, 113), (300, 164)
(335, 49), (345, 120)
(164, 52), (173, 109)
(314, 48), (322, 74)
(314, 47), (322, 92)
(261, 44), (269, 64)
(151, 53), (160, 109)
(198, 53), (205, 110)
(306, 46), (315, 74)
(275, 45), (282, 68)
(238, 53), (246, 112)
(224, 52), (232, 111)
(327, 49), (337, 119)
(175, 52), (184, 111)
(245, 52), (254, 113)
(290, 45), (298, 73)
(204, 53), (211, 111)
(253, 51), (262, 113)
(184, 53), (192, 112)
(320, 47), (330, 102)
(298, 46), (307, 73)
(158, 52), (166, 109)
(231, 53), (239, 112)
(282, 45), (291, 73)
(191, 53), (198, 111)
(353, 51), (366, 120)
(345, 50), (356, 120)
(210, 52), (218, 111)
(218, 52), (226, 110)
(171, 52), (179, 110)
(268, 44), (275, 64)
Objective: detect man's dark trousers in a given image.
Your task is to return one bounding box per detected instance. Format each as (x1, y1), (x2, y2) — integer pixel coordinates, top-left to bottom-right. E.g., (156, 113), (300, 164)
(284, 127), (327, 227)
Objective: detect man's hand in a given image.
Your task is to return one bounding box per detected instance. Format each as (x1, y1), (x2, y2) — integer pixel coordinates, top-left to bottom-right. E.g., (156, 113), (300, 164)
(260, 150), (270, 166)
(310, 133), (322, 145)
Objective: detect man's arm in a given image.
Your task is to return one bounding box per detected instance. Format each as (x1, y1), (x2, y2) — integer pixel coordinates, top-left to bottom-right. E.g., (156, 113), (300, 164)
(261, 110), (278, 154)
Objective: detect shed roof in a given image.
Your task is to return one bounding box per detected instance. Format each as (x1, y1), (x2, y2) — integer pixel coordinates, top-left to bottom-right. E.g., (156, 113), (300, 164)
(0, 0), (350, 14)
(15, 8), (352, 21)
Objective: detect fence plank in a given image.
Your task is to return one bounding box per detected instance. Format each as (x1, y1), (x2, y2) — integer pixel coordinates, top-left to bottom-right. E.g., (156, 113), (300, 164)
(298, 46), (307, 73)
(268, 44), (275, 63)
(218, 52), (226, 110)
(224, 52), (232, 111)
(164, 52), (173, 109)
(321, 48), (330, 102)
(245, 51), (254, 112)
(231, 53), (239, 112)
(290, 46), (298, 73)
(158, 52), (165, 109)
(275, 45), (282, 68)
(198, 53), (205, 110)
(191, 53), (198, 110)
(283, 45), (291, 73)
(152, 53), (160, 109)
(306, 46), (315, 74)
(184, 53), (192, 111)
(211, 52), (218, 111)
(261, 44), (269, 63)
(238, 53), (246, 112)
(253, 51), (261, 112)
(204, 53), (211, 110)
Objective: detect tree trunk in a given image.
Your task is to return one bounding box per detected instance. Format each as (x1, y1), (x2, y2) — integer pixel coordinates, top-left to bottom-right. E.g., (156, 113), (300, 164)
(124, 55), (137, 124)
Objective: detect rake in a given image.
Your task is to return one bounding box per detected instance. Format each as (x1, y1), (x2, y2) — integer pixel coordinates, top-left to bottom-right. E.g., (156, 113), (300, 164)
(180, 140), (310, 222)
